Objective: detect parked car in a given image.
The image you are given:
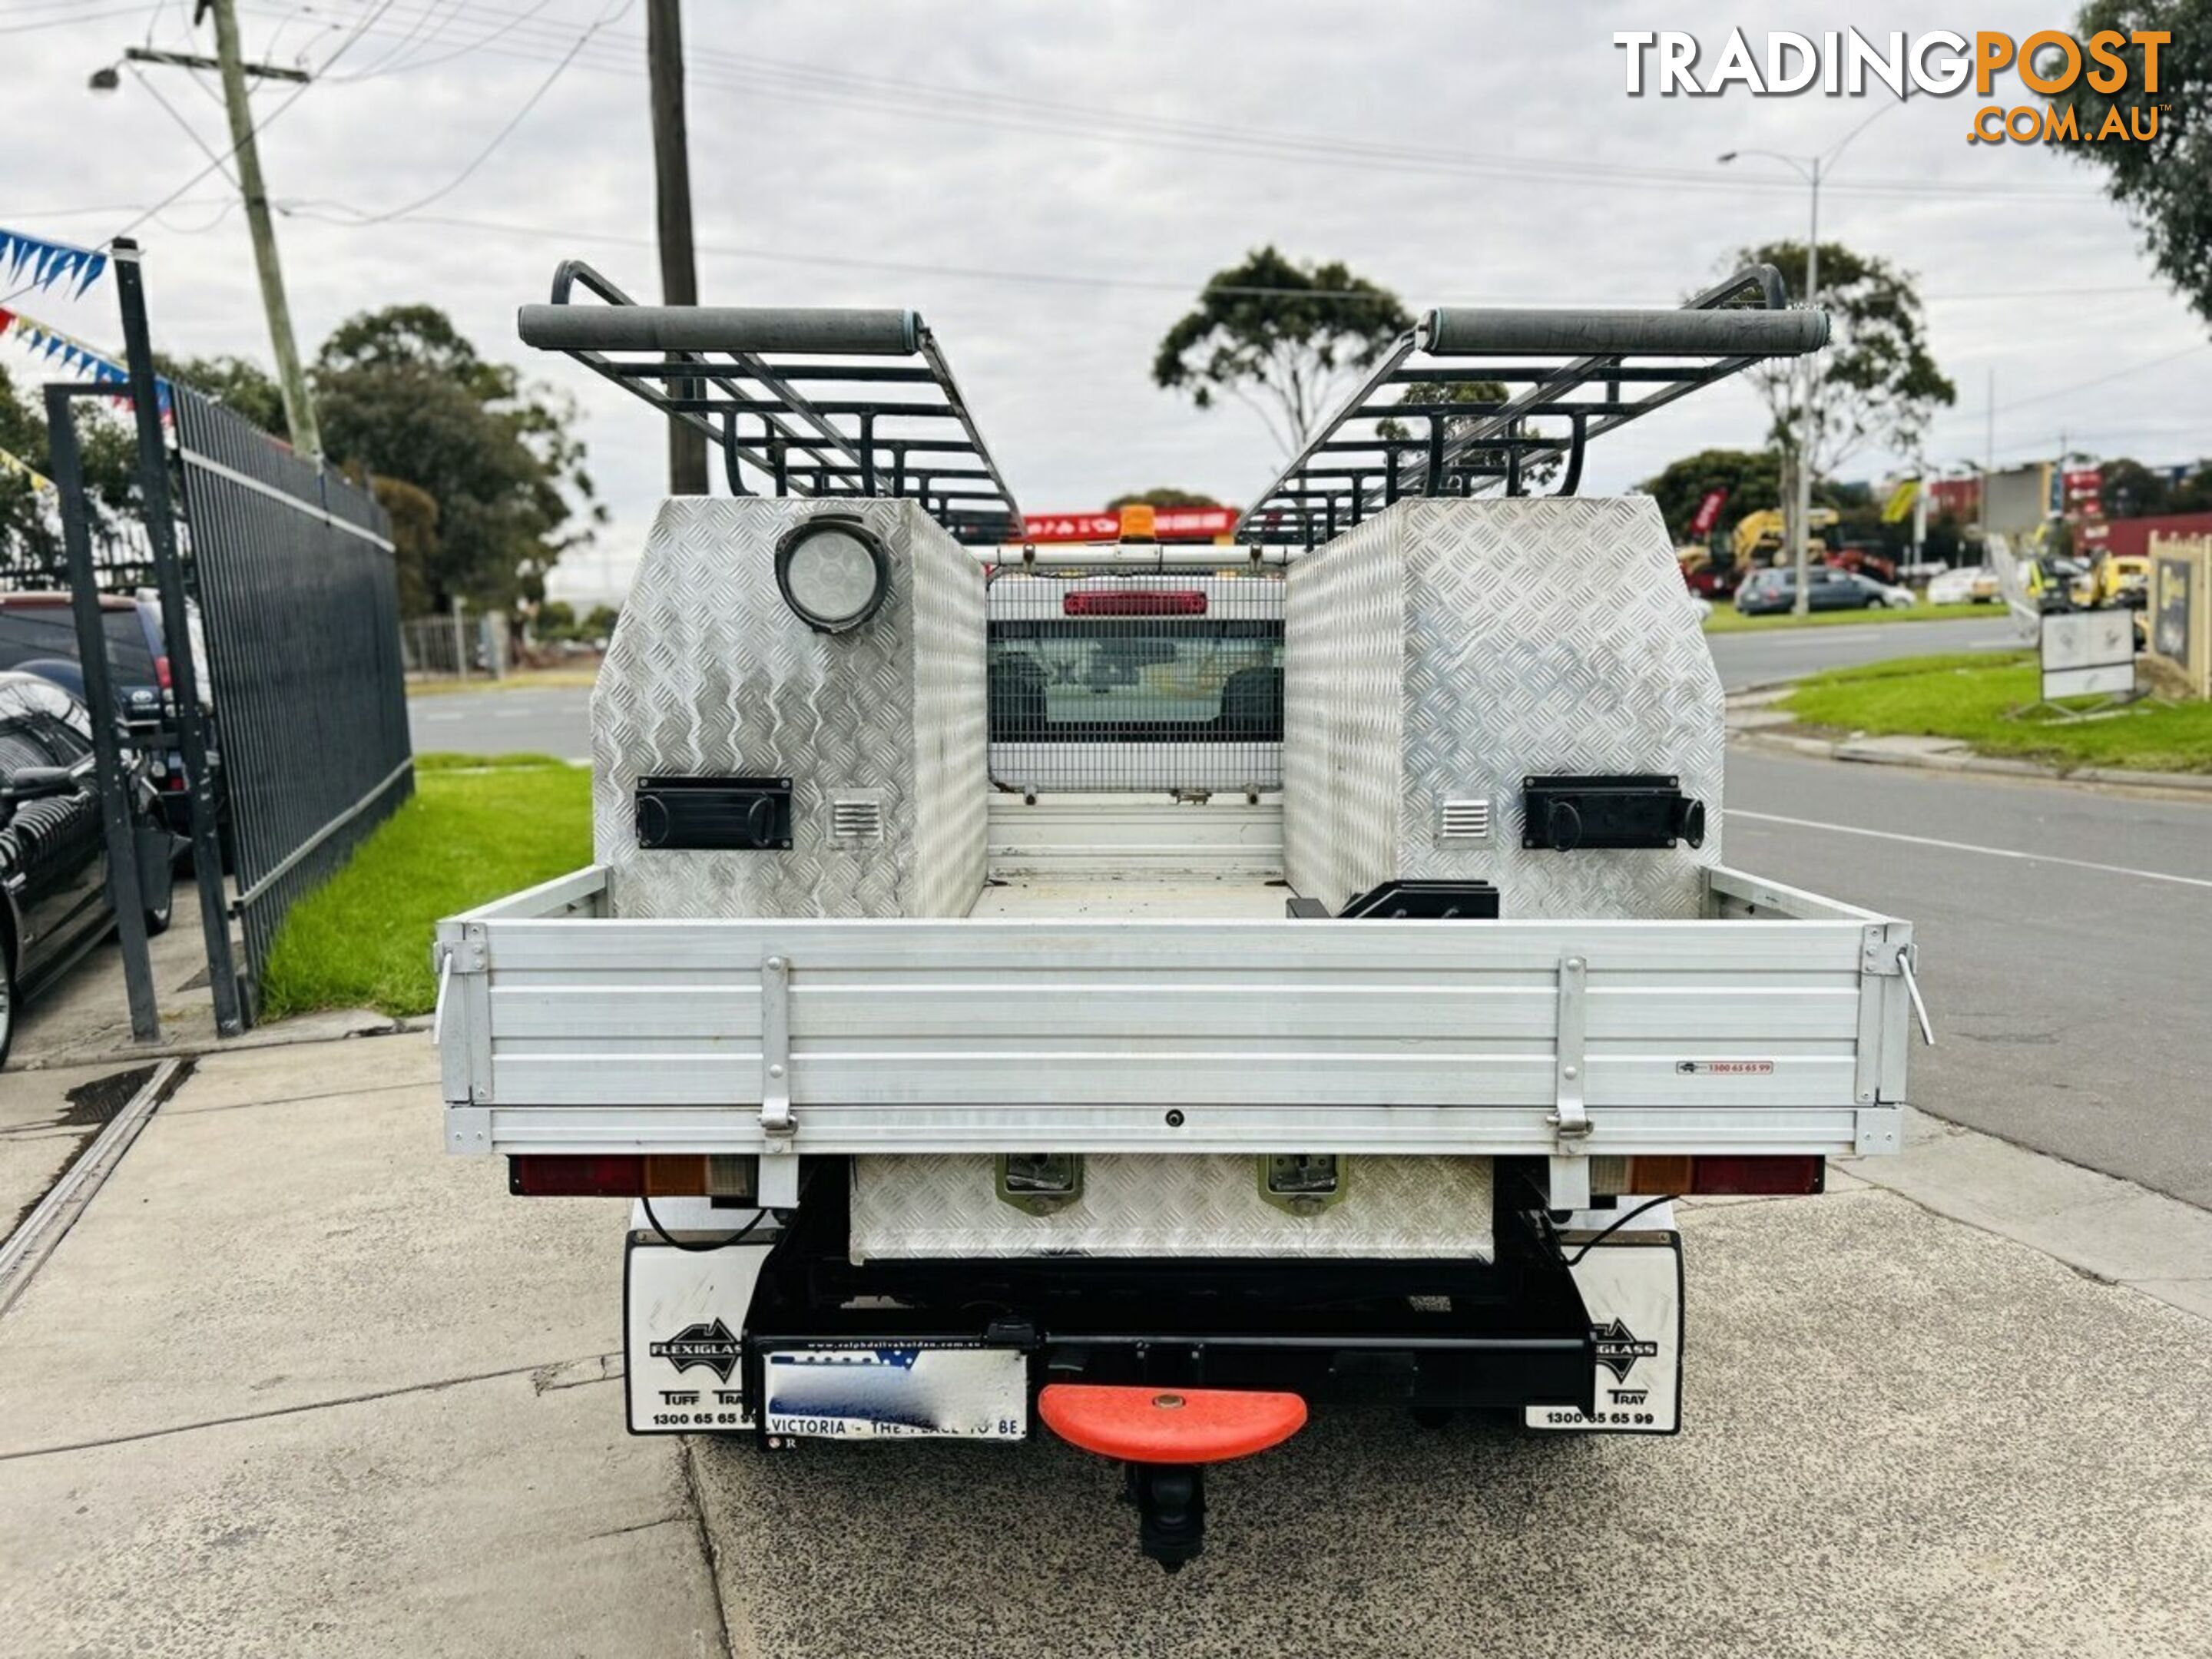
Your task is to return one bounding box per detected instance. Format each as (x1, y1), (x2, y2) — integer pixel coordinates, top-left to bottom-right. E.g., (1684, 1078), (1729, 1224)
(0, 591), (226, 851)
(0, 672), (176, 1068)
(1926, 565), (2001, 606)
(1734, 566), (1916, 615)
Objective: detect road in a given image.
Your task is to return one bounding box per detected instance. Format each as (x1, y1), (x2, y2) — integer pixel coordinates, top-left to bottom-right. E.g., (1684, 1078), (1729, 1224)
(1705, 611), (2022, 686)
(1724, 750), (2212, 1208)
(406, 614), (2028, 759)
(411, 683), (595, 760)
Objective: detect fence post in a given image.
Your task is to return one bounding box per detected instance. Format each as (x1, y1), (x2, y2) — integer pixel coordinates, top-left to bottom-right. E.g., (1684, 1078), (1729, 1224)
(452, 601), (469, 682)
(43, 387), (161, 1045)
(112, 239), (246, 1036)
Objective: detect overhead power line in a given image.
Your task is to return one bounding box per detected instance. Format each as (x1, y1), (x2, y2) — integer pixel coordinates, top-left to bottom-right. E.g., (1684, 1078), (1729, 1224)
(264, 205), (2181, 316)
(1926, 343), (2212, 435)
(0, 5), (157, 32)
(108, 0), (399, 242)
(307, 0), (630, 224)
(236, 0), (2112, 205)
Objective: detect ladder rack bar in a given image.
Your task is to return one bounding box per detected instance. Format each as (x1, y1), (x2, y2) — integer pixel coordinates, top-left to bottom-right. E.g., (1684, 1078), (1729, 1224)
(520, 257), (1020, 537)
(1237, 263), (1823, 540)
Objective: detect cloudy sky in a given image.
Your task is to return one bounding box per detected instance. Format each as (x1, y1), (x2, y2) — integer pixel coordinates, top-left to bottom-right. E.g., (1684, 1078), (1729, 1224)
(5, 0), (2205, 598)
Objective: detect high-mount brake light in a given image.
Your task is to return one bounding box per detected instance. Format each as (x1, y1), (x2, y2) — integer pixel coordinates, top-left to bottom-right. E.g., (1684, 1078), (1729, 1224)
(1063, 591), (1207, 616)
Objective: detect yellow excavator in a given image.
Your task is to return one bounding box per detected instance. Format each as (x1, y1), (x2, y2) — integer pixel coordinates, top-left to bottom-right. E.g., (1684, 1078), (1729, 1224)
(1679, 506), (1842, 596)
(1730, 506), (1840, 566)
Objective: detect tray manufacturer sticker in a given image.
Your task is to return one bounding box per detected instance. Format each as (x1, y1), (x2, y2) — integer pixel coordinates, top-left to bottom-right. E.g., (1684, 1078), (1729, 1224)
(1675, 1059), (1774, 1075)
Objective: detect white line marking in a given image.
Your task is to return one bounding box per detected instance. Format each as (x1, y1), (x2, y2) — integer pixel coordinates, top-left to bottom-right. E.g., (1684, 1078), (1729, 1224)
(1730, 810), (2212, 891)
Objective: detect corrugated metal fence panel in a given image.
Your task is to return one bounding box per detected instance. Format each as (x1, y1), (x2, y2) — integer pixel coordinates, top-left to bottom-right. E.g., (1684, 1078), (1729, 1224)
(172, 387), (412, 1005)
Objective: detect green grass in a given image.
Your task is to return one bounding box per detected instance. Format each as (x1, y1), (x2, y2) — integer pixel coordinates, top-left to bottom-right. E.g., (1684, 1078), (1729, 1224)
(406, 667), (600, 697)
(1783, 652), (2212, 775)
(412, 750), (575, 772)
(1701, 599), (1995, 634)
(259, 757), (592, 1019)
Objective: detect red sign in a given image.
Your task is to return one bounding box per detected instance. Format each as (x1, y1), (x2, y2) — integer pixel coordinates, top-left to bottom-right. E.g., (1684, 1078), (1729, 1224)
(1022, 507), (1239, 544)
(2062, 467), (2104, 519)
(1687, 488), (1729, 538)
(1929, 477), (1981, 518)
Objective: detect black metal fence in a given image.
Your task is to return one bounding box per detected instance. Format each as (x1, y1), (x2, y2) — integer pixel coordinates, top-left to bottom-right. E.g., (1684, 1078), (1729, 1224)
(172, 384), (412, 1008)
(0, 512), (165, 594)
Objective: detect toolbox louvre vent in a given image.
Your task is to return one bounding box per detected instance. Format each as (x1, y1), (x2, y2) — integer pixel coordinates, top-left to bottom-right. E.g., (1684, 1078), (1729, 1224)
(1439, 799), (1492, 843)
(830, 793), (888, 846)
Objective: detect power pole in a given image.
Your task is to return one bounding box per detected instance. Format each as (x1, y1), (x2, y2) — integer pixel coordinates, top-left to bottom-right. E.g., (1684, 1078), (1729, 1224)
(647, 0), (706, 495)
(204, 0), (320, 456)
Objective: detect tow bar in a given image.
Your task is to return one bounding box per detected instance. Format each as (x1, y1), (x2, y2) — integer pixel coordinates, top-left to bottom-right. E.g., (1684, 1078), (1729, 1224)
(1038, 1383), (1307, 1570)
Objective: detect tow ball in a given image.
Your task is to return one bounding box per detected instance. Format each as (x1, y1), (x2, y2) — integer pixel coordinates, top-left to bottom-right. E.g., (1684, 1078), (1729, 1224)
(1038, 1384), (1308, 1571)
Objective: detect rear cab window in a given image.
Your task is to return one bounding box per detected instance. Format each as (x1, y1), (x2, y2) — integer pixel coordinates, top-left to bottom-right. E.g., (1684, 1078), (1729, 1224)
(985, 572), (1285, 792)
(988, 578), (1282, 742)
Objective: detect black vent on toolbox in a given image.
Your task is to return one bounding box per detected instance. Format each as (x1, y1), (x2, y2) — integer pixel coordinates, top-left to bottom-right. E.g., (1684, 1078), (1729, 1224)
(634, 776), (794, 850)
(1521, 774), (1706, 852)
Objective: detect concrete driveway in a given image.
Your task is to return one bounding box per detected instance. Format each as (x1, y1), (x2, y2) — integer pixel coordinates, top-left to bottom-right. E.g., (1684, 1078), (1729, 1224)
(1, 1032), (2207, 1657)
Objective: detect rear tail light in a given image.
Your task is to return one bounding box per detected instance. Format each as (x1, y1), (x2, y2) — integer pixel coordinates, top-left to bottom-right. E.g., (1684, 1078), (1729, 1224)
(1063, 590), (1206, 616)
(508, 1154), (757, 1198)
(1591, 1154), (1823, 1197)
(154, 654), (172, 691)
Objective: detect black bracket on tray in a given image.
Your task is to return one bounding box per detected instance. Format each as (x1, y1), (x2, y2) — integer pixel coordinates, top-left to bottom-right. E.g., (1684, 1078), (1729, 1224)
(634, 776), (795, 850)
(1286, 882), (1502, 919)
(1338, 880), (1501, 919)
(1522, 774), (1705, 852)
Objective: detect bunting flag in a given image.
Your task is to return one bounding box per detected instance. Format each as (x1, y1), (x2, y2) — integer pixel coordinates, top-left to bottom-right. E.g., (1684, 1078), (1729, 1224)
(0, 306), (171, 419)
(0, 228), (109, 299)
(0, 445), (55, 492)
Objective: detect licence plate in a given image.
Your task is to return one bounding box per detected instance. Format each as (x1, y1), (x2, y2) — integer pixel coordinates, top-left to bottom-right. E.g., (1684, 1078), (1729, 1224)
(761, 1346), (1028, 1441)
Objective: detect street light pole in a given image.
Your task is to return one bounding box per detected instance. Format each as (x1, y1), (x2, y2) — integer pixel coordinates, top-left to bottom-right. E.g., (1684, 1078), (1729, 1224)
(1719, 92), (1908, 617)
(1793, 157), (1821, 616)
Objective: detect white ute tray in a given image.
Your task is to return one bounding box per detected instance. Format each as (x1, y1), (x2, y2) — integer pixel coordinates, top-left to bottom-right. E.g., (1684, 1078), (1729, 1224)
(437, 863), (1912, 1167)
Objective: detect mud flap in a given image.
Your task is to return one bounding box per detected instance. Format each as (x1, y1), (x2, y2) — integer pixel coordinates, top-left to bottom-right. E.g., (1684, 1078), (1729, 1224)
(623, 1230), (774, 1434)
(1525, 1219), (1684, 1434)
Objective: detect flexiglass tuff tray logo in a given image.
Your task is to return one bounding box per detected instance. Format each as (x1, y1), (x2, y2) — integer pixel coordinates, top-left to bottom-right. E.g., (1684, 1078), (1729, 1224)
(1593, 1318), (1663, 1383)
(649, 1318), (743, 1382)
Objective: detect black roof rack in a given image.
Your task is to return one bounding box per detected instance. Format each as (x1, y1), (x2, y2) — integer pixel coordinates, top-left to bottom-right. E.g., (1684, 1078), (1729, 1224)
(518, 260), (1021, 545)
(1236, 264), (1826, 546)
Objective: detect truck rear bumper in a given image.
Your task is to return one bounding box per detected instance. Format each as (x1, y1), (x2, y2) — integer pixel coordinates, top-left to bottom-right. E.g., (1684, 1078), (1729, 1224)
(624, 1171), (1685, 1446)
